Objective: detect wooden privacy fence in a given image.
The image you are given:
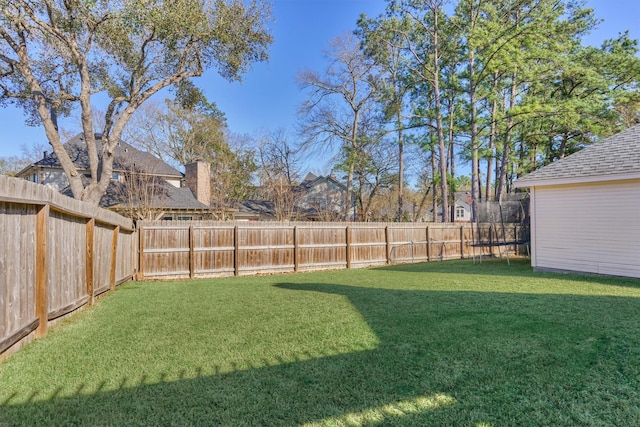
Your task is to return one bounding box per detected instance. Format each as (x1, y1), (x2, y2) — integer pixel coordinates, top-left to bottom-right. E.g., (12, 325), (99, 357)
(0, 176), (135, 359)
(137, 220), (525, 279)
(0, 176), (526, 358)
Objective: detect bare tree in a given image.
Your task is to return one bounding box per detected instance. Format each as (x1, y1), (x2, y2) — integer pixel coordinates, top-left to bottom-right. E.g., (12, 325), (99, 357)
(0, 157), (22, 176)
(0, 140), (50, 176)
(256, 129), (302, 221)
(304, 196), (345, 221)
(297, 33), (380, 220)
(349, 135), (398, 221)
(113, 159), (169, 221)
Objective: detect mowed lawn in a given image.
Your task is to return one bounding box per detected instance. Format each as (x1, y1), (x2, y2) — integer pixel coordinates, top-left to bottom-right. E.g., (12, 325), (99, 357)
(2, 259), (640, 426)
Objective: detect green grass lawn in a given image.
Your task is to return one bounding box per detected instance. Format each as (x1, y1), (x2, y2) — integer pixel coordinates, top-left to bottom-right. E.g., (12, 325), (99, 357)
(2, 259), (640, 426)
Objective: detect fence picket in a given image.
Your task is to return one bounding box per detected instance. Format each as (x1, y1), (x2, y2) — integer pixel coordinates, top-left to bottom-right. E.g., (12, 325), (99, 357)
(1, 174), (522, 359)
(136, 220), (501, 279)
(0, 176), (134, 359)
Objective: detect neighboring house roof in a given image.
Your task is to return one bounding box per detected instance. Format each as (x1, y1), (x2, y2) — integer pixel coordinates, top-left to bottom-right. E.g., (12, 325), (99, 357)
(158, 185), (210, 210)
(298, 173), (347, 193)
(236, 174), (349, 220)
(21, 134), (211, 216)
(236, 200), (276, 218)
(454, 191), (471, 209)
(515, 124), (640, 187)
(301, 172), (318, 183)
(31, 133), (182, 178)
(58, 173), (209, 211)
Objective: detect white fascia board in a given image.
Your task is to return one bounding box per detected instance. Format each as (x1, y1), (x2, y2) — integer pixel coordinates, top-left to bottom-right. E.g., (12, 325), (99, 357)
(513, 172), (640, 188)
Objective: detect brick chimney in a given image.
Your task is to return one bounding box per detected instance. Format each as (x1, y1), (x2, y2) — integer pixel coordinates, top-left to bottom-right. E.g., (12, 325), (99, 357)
(185, 161), (211, 206)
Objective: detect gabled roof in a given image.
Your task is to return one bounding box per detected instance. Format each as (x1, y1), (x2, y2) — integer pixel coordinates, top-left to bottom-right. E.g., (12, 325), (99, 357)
(34, 133), (182, 177)
(515, 124), (640, 187)
(235, 173), (349, 220)
(301, 172), (318, 184)
(454, 191), (471, 208)
(298, 173), (347, 192)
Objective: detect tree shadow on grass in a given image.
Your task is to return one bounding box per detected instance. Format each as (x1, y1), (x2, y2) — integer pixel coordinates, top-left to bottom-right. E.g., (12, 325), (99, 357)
(376, 258), (640, 288)
(2, 282), (640, 426)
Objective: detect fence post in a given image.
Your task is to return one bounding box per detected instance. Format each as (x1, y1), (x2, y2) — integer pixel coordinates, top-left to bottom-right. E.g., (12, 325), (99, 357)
(35, 204), (49, 338)
(110, 226), (119, 291)
(460, 225), (465, 259)
(86, 218), (95, 305)
(234, 225), (239, 276)
(293, 226), (299, 272)
(189, 225), (195, 279)
(345, 225), (351, 269)
(489, 226), (494, 257)
(137, 224), (145, 280)
(385, 225), (391, 264)
(426, 226), (431, 262)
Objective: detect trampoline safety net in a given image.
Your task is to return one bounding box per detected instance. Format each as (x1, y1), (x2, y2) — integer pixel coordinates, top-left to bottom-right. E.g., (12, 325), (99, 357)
(471, 193), (530, 264)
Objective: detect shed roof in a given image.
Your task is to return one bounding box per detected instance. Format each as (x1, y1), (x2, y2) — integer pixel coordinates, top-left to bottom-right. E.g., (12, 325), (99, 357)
(514, 124), (640, 187)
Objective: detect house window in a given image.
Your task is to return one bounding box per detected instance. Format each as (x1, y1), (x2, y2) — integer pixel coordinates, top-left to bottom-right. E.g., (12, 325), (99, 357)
(31, 173), (39, 183)
(456, 206), (465, 219)
(177, 216), (193, 221)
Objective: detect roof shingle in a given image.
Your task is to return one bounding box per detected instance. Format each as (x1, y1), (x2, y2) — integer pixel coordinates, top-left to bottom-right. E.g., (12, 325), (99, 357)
(36, 133), (182, 177)
(515, 124), (640, 186)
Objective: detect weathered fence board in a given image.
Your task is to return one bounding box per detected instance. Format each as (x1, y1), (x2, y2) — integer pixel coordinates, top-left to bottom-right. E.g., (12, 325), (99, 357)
(137, 221), (519, 280)
(48, 210), (87, 318)
(94, 222), (118, 295)
(116, 229), (136, 285)
(1, 173), (524, 359)
(0, 201), (38, 351)
(0, 176), (135, 360)
(297, 225), (347, 272)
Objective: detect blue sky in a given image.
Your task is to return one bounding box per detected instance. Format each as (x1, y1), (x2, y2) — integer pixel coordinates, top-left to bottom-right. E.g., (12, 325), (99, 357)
(1, 0), (639, 173)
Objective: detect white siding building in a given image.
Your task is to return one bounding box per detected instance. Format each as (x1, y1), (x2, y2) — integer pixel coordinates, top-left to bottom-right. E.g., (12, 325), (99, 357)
(514, 124), (640, 278)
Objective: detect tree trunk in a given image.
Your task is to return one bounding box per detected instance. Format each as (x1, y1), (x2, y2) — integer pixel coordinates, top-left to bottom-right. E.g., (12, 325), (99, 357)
(344, 109), (360, 221)
(396, 112), (404, 222)
(448, 91), (455, 179)
(485, 71), (500, 201)
(496, 68), (517, 202)
(558, 132), (569, 159)
(432, 11), (449, 222)
(469, 50), (480, 208)
(431, 145), (438, 221)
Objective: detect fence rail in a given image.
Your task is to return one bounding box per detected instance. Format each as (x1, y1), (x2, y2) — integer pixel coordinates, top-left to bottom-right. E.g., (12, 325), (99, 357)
(0, 176), (135, 360)
(1, 175), (525, 359)
(137, 220), (524, 279)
